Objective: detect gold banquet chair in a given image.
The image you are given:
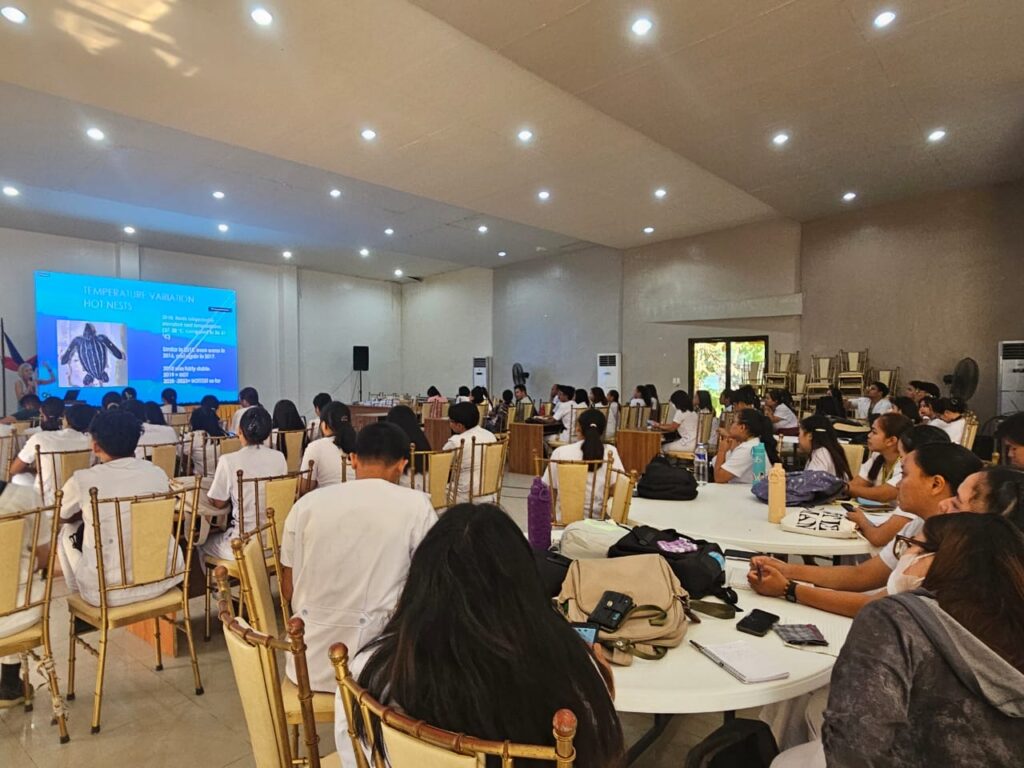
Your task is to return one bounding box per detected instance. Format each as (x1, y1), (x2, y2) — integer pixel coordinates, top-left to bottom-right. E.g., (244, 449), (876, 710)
(842, 443), (866, 478)
(35, 446), (92, 504)
(331, 643), (577, 768)
(534, 455), (614, 525)
(408, 444), (463, 512)
(277, 429), (307, 474)
(608, 468), (639, 525)
(0, 490), (70, 743)
(665, 412), (716, 463)
(467, 435), (508, 504)
(66, 481), (204, 734)
(139, 442), (179, 480)
(216, 569), (339, 768)
(203, 434), (241, 477)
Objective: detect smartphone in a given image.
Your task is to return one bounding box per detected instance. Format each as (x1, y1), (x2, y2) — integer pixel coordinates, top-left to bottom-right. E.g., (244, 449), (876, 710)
(588, 591), (635, 631)
(723, 549), (760, 560)
(571, 622), (599, 646)
(736, 608), (780, 637)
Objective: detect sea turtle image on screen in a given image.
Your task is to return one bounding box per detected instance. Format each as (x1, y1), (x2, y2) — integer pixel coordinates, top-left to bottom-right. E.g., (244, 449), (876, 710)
(59, 322), (125, 386)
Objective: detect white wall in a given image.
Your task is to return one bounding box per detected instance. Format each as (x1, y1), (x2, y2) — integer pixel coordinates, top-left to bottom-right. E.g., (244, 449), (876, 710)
(401, 267), (492, 397)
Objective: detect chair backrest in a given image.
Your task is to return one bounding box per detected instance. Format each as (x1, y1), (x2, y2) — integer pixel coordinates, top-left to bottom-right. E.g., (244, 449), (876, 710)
(792, 372), (808, 395)
(810, 355), (834, 381)
(141, 443), (178, 480)
(232, 516), (285, 637)
(477, 403), (489, 426)
(205, 434), (241, 476)
(719, 411), (737, 433)
(409, 445), (462, 511)
(0, 489), (62, 633)
(167, 412), (190, 429)
(839, 349), (868, 373)
(86, 481), (200, 604)
(872, 368), (900, 392)
(747, 360), (763, 385)
(535, 456), (613, 524)
(235, 470), (307, 540)
(961, 413), (979, 450)
(695, 412), (716, 445)
(620, 405), (649, 431)
(278, 430), (306, 474)
(841, 443), (866, 477)
(517, 401), (535, 422)
(35, 446), (92, 504)
(217, 569), (322, 768)
(608, 469), (638, 524)
(331, 643), (577, 768)
(469, 436), (508, 502)
(773, 351), (798, 374)
(0, 433), (17, 482)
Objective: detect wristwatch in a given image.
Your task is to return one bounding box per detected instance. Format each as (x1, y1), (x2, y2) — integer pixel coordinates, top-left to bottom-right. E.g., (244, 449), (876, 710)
(784, 580), (799, 603)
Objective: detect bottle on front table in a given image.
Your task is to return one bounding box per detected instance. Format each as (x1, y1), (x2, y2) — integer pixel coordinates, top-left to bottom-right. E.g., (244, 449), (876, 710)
(768, 462), (786, 523)
(694, 442), (709, 485)
(751, 443), (767, 486)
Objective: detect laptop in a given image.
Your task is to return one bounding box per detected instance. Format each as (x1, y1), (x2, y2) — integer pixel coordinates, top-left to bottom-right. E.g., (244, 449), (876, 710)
(63, 389), (81, 402)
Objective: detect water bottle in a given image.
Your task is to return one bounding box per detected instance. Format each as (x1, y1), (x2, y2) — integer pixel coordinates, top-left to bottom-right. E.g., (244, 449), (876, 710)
(751, 443), (767, 486)
(694, 442), (709, 485)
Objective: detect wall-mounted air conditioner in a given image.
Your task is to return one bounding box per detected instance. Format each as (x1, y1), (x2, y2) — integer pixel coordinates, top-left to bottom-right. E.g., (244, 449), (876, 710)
(597, 353), (621, 392)
(472, 357), (492, 393)
(998, 340), (1024, 415)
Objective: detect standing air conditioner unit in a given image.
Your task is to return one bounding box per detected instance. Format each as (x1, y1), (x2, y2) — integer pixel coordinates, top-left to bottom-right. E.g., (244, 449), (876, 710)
(472, 357), (492, 393)
(597, 353), (621, 392)
(998, 340), (1024, 415)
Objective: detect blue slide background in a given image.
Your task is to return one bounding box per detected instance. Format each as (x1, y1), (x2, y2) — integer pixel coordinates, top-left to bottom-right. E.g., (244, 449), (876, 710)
(35, 271), (238, 406)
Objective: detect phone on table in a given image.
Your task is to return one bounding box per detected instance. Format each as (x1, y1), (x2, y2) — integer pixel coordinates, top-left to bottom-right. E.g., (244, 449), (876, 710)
(773, 624), (828, 647)
(571, 622), (599, 647)
(736, 608), (780, 637)
(588, 591), (635, 631)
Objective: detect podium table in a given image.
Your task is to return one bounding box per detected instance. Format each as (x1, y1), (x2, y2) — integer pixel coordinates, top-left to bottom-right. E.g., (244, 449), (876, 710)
(423, 418), (452, 451)
(509, 422), (545, 474)
(615, 429), (662, 475)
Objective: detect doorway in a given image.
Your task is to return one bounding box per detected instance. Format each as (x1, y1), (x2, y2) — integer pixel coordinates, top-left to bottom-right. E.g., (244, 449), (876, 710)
(689, 336), (769, 406)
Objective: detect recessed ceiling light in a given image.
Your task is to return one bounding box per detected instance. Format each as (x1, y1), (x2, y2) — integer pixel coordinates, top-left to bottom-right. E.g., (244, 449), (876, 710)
(361, 128), (377, 141)
(359, 248), (370, 257)
(122, 226), (136, 235)
(772, 132), (790, 146)
(1, 6), (27, 24)
(218, 223), (229, 232)
(394, 269), (403, 277)
(537, 189), (551, 201)
(86, 127), (105, 141)
(927, 128), (947, 143)
(654, 188), (667, 199)
(477, 225), (488, 234)
(842, 191), (857, 202)
(498, 251), (507, 257)
(384, 228), (394, 236)
(517, 129), (533, 143)
(643, 226), (655, 234)
(631, 17), (653, 36)
(329, 188), (342, 198)
(873, 11), (896, 28)
(212, 190), (225, 199)
(2, 185), (20, 197)
(282, 250), (293, 259)
(250, 7), (273, 26)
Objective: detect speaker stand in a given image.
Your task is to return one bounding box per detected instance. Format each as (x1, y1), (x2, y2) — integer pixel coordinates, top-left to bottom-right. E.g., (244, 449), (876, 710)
(358, 370), (363, 403)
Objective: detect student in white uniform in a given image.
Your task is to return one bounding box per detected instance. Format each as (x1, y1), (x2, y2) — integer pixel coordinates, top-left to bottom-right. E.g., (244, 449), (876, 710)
(308, 392), (332, 440)
(443, 402), (497, 502)
(454, 386), (472, 404)
(229, 386), (261, 434)
(200, 407), (287, 563)
(764, 389), (799, 432)
(695, 390), (720, 448)
(798, 415), (853, 480)
(281, 422), (436, 692)
(628, 385), (646, 407)
(135, 402), (180, 458)
(847, 412), (913, 504)
(300, 401), (357, 491)
(604, 388), (620, 439)
(865, 381), (894, 420)
(933, 397), (968, 445)
(9, 400), (93, 504)
(712, 409), (779, 484)
(653, 390), (699, 454)
(160, 387), (179, 417)
(544, 409), (624, 520)
(186, 403), (227, 477)
(56, 410), (179, 607)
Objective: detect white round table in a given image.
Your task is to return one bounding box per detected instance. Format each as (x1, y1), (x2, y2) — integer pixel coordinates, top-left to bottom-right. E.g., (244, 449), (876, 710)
(627, 483), (876, 557)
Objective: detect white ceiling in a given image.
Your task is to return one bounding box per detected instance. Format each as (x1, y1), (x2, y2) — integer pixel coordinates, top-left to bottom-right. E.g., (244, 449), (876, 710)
(0, 0), (1020, 277)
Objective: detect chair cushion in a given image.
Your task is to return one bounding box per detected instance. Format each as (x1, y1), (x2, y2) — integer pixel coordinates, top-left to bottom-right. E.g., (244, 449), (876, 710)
(0, 623), (43, 655)
(281, 677), (336, 723)
(320, 753), (342, 768)
(67, 588), (183, 629)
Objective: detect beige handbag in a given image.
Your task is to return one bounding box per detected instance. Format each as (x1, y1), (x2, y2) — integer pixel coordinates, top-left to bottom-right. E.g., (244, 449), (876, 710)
(557, 553), (691, 666)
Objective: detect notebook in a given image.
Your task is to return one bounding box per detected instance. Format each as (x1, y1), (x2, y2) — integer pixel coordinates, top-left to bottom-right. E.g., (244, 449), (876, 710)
(690, 640), (790, 684)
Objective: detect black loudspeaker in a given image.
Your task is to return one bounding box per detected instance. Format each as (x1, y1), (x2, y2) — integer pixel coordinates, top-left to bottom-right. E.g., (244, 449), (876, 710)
(353, 346), (369, 371)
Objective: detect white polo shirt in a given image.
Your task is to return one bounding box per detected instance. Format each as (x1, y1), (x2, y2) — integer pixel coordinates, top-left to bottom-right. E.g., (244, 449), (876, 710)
(544, 441), (625, 520)
(301, 436), (346, 488)
(229, 405), (252, 435)
(772, 403), (799, 430)
(858, 452), (902, 487)
(280, 478), (436, 691)
(805, 447), (838, 476)
(879, 515), (925, 569)
(663, 411), (699, 453)
(0, 483), (48, 638)
(16, 428), (92, 504)
(936, 418), (966, 445)
(869, 398), (894, 418)
(713, 437), (760, 483)
(443, 425), (497, 502)
(60, 457), (179, 607)
(207, 445), (288, 539)
(135, 423), (180, 458)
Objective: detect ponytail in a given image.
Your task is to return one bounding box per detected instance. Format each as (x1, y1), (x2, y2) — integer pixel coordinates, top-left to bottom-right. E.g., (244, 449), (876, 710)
(800, 415), (852, 480)
(239, 406), (272, 445)
(161, 387), (178, 414)
(321, 401), (357, 454)
(737, 409), (778, 465)
(577, 409), (608, 471)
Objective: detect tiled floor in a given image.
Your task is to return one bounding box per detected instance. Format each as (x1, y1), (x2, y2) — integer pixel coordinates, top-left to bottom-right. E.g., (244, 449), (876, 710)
(2, 473), (756, 767)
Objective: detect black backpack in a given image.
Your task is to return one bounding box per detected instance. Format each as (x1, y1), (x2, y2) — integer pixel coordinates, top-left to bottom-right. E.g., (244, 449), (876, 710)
(608, 525), (736, 603)
(684, 718), (779, 768)
(636, 455), (698, 500)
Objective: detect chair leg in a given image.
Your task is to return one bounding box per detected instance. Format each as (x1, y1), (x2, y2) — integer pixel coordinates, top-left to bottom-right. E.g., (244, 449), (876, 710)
(204, 565), (212, 642)
(290, 724), (300, 758)
(153, 618), (163, 672)
(180, 602), (204, 696)
(20, 652), (32, 712)
(39, 650), (70, 744)
(90, 626), (109, 734)
(66, 610), (77, 701)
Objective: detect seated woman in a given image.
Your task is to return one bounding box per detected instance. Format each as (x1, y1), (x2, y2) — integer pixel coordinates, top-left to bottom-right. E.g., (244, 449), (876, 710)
(846, 424), (949, 547)
(628, 384), (647, 408)
(160, 387), (179, 416)
(605, 389), (620, 439)
(652, 390), (699, 454)
(891, 395), (921, 423)
(340, 503), (624, 767)
(483, 389), (513, 433)
(933, 397), (968, 444)
(798, 416), (852, 479)
(544, 409), (624, 520)
(272, 398), (308, 458)
(645, 384), (661, 416)
(764, 389), (799, 433)
(918, 395), (940, 425)
(454, 385), (472, 404)
(845, 413), (912, 504)
(939, 464), (1024, 526)
(712, 409), (779, 484)
(470, 386), (491, 408)
(995, 412), (1024, 469)
(134, 401), (180, 458)
(386, 403), (431, 475)
(187, 402), (225, 477)
(819, 513), (1024, 767)
(301, 401), (357, 491)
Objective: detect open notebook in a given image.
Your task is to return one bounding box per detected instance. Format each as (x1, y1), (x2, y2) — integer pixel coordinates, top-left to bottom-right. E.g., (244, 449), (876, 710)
(690, 640), (790, 684)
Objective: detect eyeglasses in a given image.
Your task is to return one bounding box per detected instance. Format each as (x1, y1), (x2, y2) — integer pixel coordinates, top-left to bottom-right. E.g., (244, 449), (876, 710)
(892, 534), (939, 560)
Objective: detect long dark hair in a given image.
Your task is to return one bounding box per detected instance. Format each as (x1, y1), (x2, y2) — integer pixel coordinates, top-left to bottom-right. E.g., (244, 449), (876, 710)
(799, 415), (851, 480)
(921, 514), (1024, 672)
(161, 387), (178, 413)
(589, 387), (607, 406)
(607, 389), (620, 404)
(426, 386), (441, 398)
(387, 404), (431, 473)
(891, 395), (920, 423)
(39, 397), (65, 431)
(867, 412), (913, 482)
(239, 406), (273, 446)
(357, 504), (625, 767)
(577, 409), (607, 470)
(669, 390), (693, 413)
(695, 390), (715, 416)
(734, 409), (779, 464)
(767, 388), (794, 409)
(978, 466), (1024, 527)
(143, 401), (168, 426)
(190, 405), (225, 437)
(272, 399), (305, 431)
(320, 401), (357, 454)
(574, 388), (589, 405)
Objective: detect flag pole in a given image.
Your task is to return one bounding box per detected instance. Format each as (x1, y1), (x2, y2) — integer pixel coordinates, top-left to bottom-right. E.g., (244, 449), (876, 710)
(1, 317), (7, 417)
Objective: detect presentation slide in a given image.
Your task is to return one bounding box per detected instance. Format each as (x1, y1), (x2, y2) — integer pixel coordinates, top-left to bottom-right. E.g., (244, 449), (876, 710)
(35, 271), (238, 406)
